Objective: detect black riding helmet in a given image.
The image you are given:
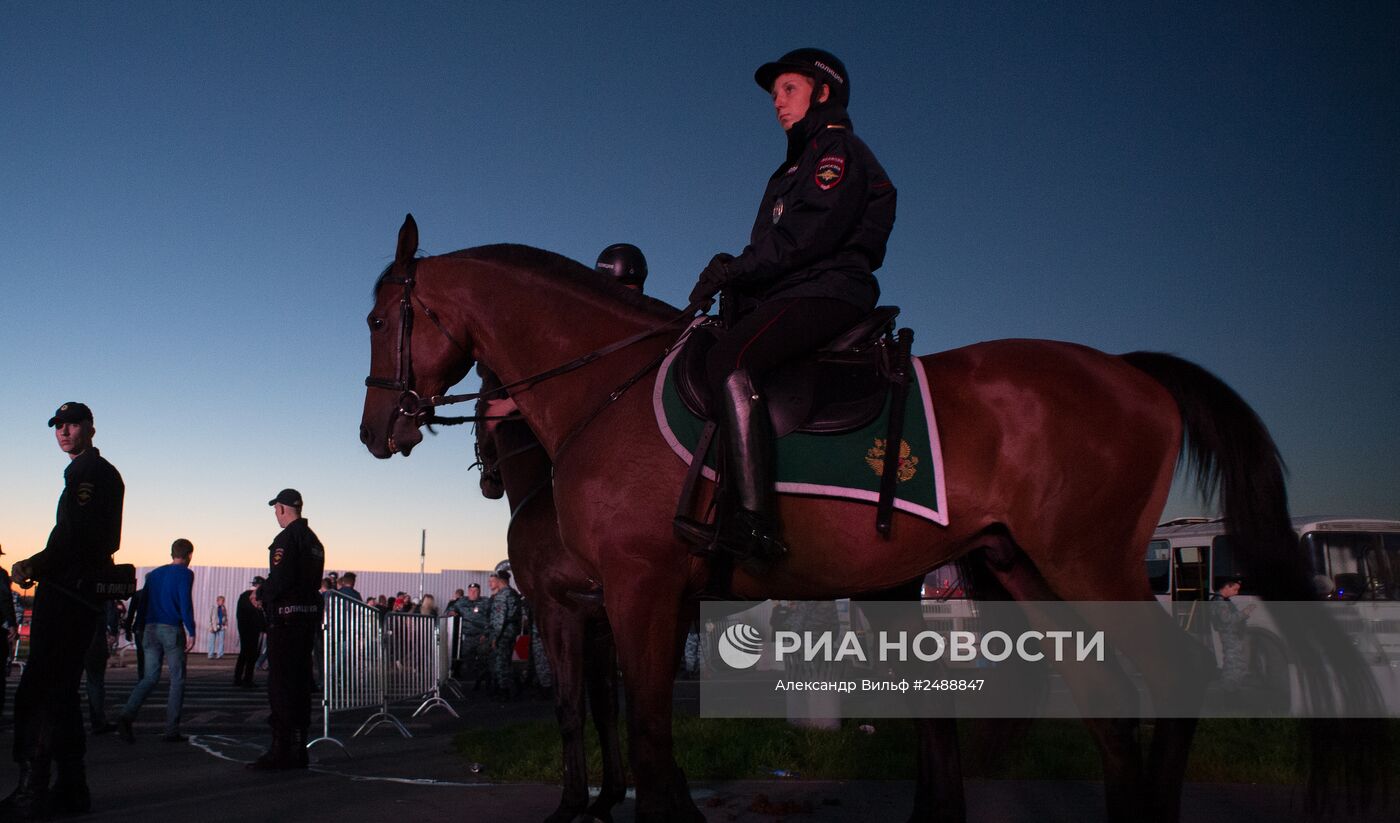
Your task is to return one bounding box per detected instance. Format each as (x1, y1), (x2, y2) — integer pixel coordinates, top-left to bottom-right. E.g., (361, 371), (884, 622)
(595, 243), (648, 288)
(754, 48), (849, 109)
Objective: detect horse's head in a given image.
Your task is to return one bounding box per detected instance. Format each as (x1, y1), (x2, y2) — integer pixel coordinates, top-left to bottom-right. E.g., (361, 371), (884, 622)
(360, 214), (477, 459)
(473, 366), (510, 500)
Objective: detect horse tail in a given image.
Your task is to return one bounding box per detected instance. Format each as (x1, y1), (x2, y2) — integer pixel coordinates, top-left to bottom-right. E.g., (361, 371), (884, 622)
(1122, 350), (1388, 812)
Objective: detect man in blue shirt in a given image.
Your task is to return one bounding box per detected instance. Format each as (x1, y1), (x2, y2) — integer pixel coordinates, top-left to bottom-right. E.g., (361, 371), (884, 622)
(116, 539), (196, 743)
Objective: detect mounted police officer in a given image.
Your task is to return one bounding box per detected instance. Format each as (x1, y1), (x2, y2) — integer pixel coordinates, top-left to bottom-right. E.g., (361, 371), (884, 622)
(249, 488), (324, 770)
(3, 402), (124, 819)
(677, 49), (897, 568)
(595, 243), (648, 291)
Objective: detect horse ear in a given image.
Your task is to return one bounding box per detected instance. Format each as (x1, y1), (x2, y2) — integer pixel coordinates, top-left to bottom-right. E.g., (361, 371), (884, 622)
(396, 214), (419, 265)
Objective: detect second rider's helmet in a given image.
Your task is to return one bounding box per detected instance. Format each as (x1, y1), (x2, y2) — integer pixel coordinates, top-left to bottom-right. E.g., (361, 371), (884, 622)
(595, 243), (649, 288)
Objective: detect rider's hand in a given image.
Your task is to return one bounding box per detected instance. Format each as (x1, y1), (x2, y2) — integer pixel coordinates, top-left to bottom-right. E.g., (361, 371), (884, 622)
(11, 560), (33, 587)
(688, 253), (734, 308)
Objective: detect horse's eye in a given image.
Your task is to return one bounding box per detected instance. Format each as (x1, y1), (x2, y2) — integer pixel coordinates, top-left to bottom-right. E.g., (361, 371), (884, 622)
(367, 316), (384, 331)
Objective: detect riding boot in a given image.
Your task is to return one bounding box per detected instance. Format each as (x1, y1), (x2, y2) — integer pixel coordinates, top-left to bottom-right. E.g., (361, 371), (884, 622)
(0, 759), (51, 820)
(712, 369), (786, 572)
(52, 756), (91, 814)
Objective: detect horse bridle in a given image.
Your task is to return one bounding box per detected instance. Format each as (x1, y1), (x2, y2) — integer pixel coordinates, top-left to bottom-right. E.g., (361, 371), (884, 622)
(365, 255), (704, 438)
(364, 257), (474, 427)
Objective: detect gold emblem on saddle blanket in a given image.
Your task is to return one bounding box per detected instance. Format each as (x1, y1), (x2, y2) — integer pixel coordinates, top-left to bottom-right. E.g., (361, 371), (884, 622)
(865, 438), (918, 482)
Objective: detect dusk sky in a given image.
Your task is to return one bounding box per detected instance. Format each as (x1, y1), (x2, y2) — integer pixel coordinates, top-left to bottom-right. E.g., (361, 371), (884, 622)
(2, 2), (1396, 575)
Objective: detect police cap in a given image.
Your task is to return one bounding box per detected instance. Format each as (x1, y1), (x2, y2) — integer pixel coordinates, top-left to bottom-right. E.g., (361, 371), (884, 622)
(268, 488), (304, 508)
(754, 48), (849, 108)
(48, 401), (94, 427)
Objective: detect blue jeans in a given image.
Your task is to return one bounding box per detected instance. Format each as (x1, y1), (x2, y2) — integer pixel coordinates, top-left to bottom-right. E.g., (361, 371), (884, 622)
(208, 628), (225, 658)
(122, 624), (186, 735)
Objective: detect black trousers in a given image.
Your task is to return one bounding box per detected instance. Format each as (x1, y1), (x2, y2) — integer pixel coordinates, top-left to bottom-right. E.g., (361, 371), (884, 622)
(12, 585), (98, 764)
(705, 297), (866, 397)
(266, 621), (316, 733)
(234, 623), (262, 685)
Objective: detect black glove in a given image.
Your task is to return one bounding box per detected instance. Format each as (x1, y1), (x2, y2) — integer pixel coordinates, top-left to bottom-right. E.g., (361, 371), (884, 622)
(688, 253), (735, 308)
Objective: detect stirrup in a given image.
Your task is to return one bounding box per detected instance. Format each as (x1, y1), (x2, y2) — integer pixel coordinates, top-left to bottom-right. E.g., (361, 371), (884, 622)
(714, 509), (787, 574)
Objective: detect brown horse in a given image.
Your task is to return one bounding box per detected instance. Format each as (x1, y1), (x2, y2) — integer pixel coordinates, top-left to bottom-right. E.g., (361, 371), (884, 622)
(361, 216), (1380, 822)
(473, 369), (628, 823)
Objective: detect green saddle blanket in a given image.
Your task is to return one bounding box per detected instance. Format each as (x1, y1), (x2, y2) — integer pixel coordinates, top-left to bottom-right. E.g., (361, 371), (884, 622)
(652, 343), (948, 526)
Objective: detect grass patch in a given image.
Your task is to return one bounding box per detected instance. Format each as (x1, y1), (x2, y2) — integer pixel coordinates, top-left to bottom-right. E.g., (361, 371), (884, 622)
(454, 717), (1398, 784)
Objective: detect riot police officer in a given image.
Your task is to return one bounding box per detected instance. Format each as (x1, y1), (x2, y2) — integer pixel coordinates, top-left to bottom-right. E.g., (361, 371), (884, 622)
(679, 49), (897, 567)
(456, 582), (490, 686)
(3, 402), (124, 819)
(595, 243), (648, 291)
(487, 570), (522, 698)
(249, 488), (324, 770)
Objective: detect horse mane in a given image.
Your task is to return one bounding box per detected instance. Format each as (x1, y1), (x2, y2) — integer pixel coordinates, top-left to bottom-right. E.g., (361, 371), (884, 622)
(374, 243), (678, 321)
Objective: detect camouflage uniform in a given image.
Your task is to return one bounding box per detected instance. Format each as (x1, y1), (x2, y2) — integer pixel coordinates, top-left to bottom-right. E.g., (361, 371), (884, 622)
(457, 596), (490, 684)
(522, 601), (552, 689)
(487, 584), (522, 693)
(1208, 593), (1250, 690)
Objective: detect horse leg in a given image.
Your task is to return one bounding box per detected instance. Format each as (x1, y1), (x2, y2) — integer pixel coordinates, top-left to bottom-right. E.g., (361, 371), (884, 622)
(977, 533), (1149, 823)
(912, 718), (966, 823)
(1145, 717), (1198, 823)
(609, 576), (704, 823)
(860, 582), (968, 823)
(583, 618), (625, 822)
(542, 610), (591, 823)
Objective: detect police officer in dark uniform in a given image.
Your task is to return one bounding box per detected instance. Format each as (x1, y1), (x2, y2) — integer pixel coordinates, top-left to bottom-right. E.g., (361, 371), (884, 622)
(595, 243), (649, 291)
(233, 577), (267, 687)
(0, 546), (19, 724)
(3, 402), (124, 819)
(678, 48), (897, 567)
(249, 488), (324, 770)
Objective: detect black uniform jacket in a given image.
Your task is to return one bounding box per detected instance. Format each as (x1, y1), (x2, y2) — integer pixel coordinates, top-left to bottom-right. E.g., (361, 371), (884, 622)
(261, 518), (325, 626)
(236, 589), (266, 633)
(0, 566), (16, 631)
(29, 446), (124, 583)
(724, 101), (896, 312)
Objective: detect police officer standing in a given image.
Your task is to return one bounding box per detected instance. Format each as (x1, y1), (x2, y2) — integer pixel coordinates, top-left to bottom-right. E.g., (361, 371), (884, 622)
(249, 488), (324, 770)
(3, 402), (124, 819)
(0, 546), (18, 724)
(456, 582), (490, 686)
(486, 570), (522, 698)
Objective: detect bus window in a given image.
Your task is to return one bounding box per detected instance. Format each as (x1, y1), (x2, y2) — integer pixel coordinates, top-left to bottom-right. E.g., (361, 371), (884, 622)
(1146, 540), (1170, 595)
(1371, 534), (1400, 600)
(1303, 531), (1400, 601)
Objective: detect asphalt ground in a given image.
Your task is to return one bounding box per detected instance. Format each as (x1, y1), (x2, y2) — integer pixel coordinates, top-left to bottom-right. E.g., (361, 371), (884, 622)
(0, 657), (1395, 822)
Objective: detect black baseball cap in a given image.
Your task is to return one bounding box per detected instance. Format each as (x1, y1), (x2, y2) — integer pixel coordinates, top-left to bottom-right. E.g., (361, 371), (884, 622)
(48, 402), (94, 427)
(268, 488), (304, 508)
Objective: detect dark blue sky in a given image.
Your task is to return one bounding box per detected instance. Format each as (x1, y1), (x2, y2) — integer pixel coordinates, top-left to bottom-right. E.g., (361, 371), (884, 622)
(2, 2), (1396, 570)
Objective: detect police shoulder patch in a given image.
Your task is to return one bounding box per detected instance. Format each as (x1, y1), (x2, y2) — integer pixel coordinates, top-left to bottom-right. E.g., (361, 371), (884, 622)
(815, 155), (845, 190)
(76, 482), (95, 506)
(272, 547), (285, 565)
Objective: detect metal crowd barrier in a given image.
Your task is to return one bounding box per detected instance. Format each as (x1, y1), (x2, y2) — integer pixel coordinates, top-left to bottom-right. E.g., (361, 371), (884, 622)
(310, 594), (463, 751)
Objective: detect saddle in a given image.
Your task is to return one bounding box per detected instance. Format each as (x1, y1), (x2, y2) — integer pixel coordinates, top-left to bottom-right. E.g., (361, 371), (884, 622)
(673, 306), (904, 437)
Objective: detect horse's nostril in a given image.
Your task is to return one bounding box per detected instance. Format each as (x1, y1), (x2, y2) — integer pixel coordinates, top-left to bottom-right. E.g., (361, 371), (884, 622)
(359, 424), (372, 445)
